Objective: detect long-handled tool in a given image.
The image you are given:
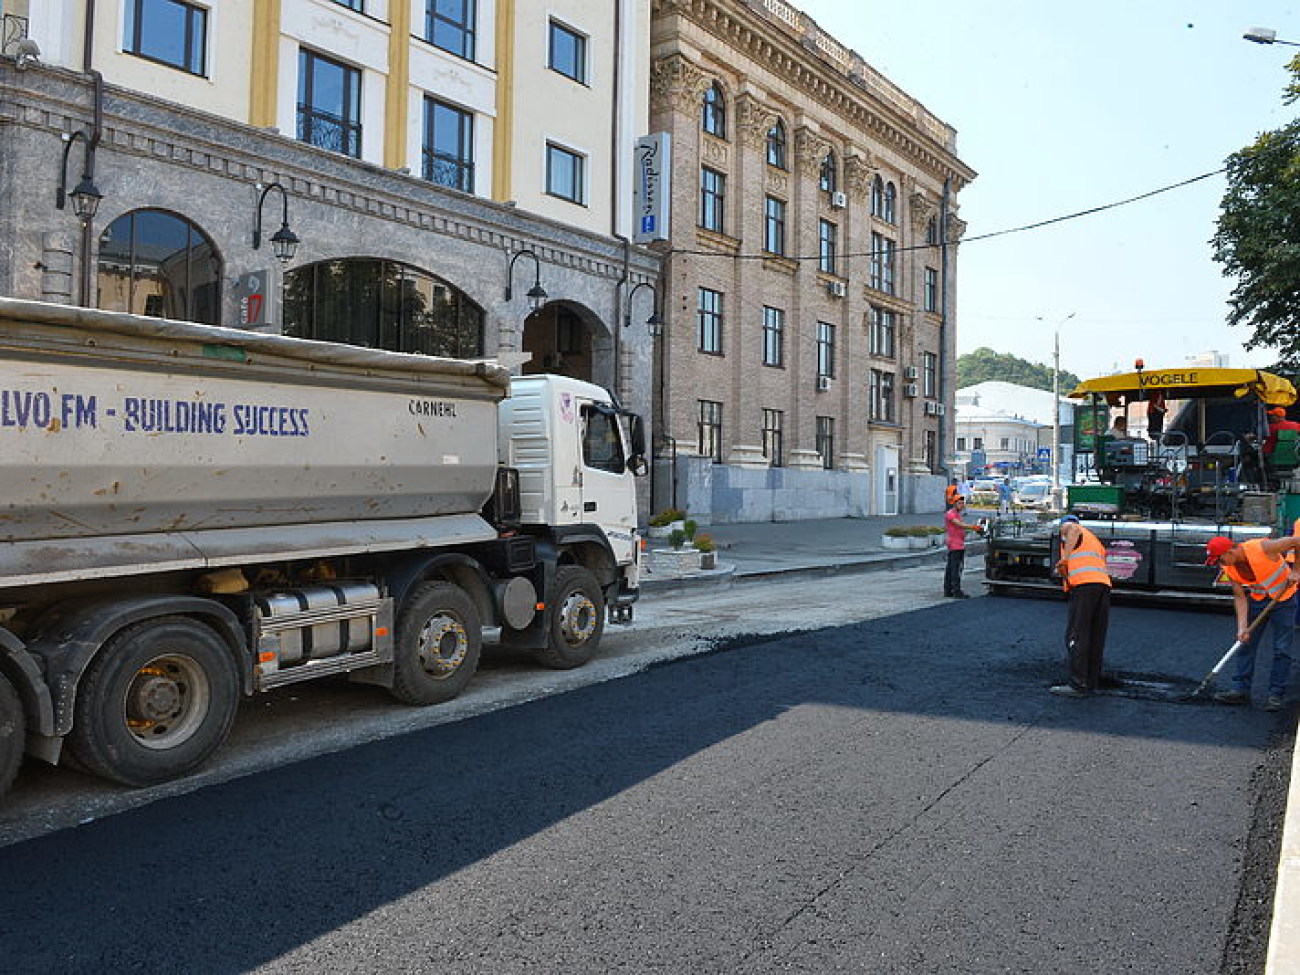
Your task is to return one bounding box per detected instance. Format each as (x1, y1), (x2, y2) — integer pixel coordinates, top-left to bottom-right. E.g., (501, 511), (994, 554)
(1188, 594), (1284, 701)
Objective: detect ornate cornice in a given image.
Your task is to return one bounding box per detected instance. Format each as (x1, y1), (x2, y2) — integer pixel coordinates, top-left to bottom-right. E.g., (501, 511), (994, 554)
(650, 52), (714, 116)
(734, 92), (778, 151)
(794, 126), (833, 180)
(652, 0), (976, 189)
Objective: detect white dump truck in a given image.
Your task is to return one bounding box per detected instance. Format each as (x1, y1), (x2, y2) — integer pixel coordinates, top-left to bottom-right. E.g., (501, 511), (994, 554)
(0, 297), (644, 798)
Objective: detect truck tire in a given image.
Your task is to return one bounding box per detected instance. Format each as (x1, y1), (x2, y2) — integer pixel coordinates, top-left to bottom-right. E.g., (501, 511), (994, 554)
(66, 617), (240, 787)
(0, 672), (24, 799)
(391, 582), (482, 706)
(535, 566), (605, 670)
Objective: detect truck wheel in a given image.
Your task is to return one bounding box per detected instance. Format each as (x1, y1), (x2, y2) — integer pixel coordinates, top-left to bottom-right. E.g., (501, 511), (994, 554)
(535, 566), (605, 670)
(67, 618), (240, 788)
(391, 582), (482, 705)
(0, 673), (24, 799)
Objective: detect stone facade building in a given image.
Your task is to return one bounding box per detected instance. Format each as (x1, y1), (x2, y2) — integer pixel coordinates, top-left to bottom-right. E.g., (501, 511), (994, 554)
(0, 0), (658, 440)
(647, 0), (975, 521)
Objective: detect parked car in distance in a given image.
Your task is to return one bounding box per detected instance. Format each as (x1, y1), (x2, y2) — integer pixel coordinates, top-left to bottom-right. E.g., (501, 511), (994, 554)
(1013, 481), (1055, 510)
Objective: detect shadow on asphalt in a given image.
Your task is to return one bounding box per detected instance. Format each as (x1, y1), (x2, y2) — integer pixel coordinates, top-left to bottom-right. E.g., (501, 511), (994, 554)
(0, 597), (1283, 971)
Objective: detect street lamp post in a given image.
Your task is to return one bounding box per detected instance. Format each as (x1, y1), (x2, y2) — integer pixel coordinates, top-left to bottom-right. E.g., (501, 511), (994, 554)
(1040, 312), (1075, 500)
(1243, 27), (1300, 46)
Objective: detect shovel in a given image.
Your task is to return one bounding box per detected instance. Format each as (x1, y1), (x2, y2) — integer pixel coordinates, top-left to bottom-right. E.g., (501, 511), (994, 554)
(1189, 594), (1285, 701)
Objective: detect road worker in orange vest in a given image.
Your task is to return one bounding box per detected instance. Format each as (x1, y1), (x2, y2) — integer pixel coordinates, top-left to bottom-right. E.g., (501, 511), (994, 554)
(1204, 534), (1300, 711)
(1049, 515), (1113, 698)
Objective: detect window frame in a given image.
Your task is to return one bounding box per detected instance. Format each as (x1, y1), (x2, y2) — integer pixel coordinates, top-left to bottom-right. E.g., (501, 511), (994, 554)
(124, 0), (208, 76)
(762, 305), (784, 367)
(870, 368), (896, 423)
(816, 416), (835, 470)
(697, 287), (723, 354)
(819, 152), (837, 193)
(764, 196), (786, 256)
(922, 351), (938, 398)
(700, 166), (726, 233)
(762, 408), (785, 468)
(545, 142), (587, 204)
(818, 219), (838, 275)
(425, 0), (476, 61)
(422, 97), (474, 193)
(297, 48), (363, 158)
(817, 321), (836, 379)
(702, 81), (726, 138)
(698, 400), (724, 463)
(870, 306), (896, 359)
(766, 120), (787, 169)
(924, 266), (939, 312)
(548, 19), (588, 84)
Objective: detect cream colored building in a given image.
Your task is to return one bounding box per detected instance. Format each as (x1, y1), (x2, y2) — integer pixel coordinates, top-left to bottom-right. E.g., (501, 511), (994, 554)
(1, 0), (657, 423)
(647, 0), (975, 520)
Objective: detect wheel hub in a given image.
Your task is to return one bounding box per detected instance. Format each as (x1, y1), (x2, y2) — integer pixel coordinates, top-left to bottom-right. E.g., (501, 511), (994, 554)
(560, 592), (597, 645)
(123, 656), (209, 748)
(417, 616), (468, 679)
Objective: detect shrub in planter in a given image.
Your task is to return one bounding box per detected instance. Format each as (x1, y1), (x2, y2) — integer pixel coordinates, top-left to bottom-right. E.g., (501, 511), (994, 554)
(649, 508), (687, 527)
(693, 533), (716, 553)
(882, 526), (912, 550)
(683, 519), (698, 541)
(669, 528), (688, 550)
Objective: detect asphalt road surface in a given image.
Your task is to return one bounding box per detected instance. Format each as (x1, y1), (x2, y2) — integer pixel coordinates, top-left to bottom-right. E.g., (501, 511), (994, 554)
(0, 574), (1291, 974)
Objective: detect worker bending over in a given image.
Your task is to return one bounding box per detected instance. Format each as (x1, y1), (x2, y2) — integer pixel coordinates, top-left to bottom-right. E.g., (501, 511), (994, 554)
(1050, 515), (1113, 698)
(1203, 534), (1300, 711)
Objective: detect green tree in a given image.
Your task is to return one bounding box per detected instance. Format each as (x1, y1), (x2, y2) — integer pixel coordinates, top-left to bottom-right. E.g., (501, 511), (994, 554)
(956, 347), (1080, 393)
(1212, 59), (1300, 378)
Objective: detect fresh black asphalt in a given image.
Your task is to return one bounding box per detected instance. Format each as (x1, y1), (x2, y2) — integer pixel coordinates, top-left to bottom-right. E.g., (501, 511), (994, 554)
(0, 595), (1287, 974)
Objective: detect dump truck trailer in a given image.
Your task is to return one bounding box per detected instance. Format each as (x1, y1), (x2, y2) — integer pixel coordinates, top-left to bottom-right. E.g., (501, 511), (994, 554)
(0, 297), (644, 799)
(985, 365), (1300, 602)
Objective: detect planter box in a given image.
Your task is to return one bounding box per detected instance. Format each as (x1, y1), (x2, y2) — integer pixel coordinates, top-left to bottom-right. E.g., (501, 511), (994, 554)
(649, 547), (703, 576)
(881, 534), (911, 550)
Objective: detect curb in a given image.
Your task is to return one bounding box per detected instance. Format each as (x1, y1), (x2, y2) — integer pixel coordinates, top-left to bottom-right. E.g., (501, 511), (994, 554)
(1268, 722), (1300, 975)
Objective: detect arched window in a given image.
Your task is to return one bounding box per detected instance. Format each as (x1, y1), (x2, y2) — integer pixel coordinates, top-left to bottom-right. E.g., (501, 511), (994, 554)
(871, 175), (885, 217)
(701, 82), (726, 139)
(97, 209), (222, 324)
(283, 259), (484, 357)
(766, 119), (787, 169)
(819, 151), (837, 193)
(884, 182), (897, 223)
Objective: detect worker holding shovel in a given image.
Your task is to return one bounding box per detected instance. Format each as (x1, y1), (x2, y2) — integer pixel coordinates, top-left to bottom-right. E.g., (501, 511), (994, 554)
(1203, 534), (1300, 711)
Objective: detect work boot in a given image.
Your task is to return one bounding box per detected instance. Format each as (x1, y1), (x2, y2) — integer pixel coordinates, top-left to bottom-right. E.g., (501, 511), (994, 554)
(1049, 684), (1089, 698)
(1264, 695), (1284, 712)
(1213, 689), (1249, 706)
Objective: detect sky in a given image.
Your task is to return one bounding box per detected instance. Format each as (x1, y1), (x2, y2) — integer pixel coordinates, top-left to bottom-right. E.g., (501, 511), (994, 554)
(794, 0), (1300, 380)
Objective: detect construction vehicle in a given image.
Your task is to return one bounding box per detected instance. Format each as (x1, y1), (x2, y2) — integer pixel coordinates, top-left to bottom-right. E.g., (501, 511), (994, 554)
(0, 297), (644, 799)
(984, 365), (1299, 600)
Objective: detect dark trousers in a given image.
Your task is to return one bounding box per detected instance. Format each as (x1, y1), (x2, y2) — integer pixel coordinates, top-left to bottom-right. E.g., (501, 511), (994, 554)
(1066, 582), (1110, 691)
(944, 548), (965, 596)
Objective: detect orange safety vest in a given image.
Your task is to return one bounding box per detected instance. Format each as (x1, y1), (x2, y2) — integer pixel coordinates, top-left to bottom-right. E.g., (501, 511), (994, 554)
(1061, 527), (1112, 592)
(1223, 539), (1298, 602)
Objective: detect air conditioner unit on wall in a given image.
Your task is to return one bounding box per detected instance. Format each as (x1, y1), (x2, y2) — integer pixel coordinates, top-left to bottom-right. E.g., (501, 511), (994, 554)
(817, 375), (832, 392)
(904, 383), (918, 398)
(905, 365), (919, 380)
(923, 401), (936, 415)
(830, 191), (848, 209)
(827, 280), (847, 298)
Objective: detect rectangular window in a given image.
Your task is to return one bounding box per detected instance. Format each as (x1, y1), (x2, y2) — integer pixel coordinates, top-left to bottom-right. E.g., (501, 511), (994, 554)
(548, 20), (587, 83)
(870, 306), (896, 359)
(924, 430), (937, 472)
(124, 0), (207, 76)
(762, 409), (784, 467)
(698, 400), (723, 463)
(924, 266), (939, 312)
(700, 167), (726, 232)
(819, 219), (838, 275)
(973, 437), (984, 450)
(870, 369), (896, 422)
(333, 0), (364, 10)
(816, 416), (835, 470)
(697, 287), (723, 354)
(762, 306), (784, 367)
(426, 0), (476, 61)
(298, 49), (362, 158)
(817, 321), (835, 379)
(957, 436), (967, 451)
(764, 197), (786, 255)
(882, 237), (897, 295)
(922, 351), (937, 397)
(1000, 437), (1010, 450)
(422, 98), (474, 192)
(546, 143), (586, 204)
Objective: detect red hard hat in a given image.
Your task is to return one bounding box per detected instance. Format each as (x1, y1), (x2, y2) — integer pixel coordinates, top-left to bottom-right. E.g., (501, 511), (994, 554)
(1205, 536), (1235, 566)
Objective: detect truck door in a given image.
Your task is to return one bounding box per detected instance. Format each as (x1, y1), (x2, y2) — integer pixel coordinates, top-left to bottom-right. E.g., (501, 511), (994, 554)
(578, 402), (638, 557)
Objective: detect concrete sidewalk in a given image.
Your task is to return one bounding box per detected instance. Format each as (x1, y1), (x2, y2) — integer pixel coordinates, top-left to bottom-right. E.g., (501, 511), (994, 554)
(638, 514), (1297, 974)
